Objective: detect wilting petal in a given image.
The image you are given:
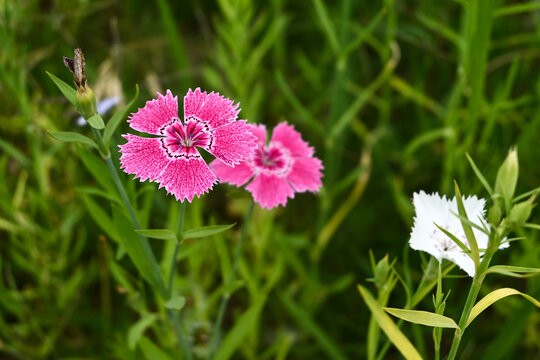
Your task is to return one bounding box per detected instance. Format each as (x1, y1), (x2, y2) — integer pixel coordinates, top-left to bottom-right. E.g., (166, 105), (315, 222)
(128, 90), (178, 135)
(248, 123), (267, 146)
(246, 173), (294, 209)
(271, 122), (314, 157)
(210, 159), (254, 186)
(207, 120), (256, 166)
(184, 88), (239, 130)
(119, 134), (171, 182)
(157, 153), (217, 202)
(287, 157), (323, 192)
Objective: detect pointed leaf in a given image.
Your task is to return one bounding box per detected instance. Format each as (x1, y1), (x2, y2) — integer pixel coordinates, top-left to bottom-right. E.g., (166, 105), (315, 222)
(164, 295), (186, 311)
(103, 85), (140, 145)
(46, 71), (76, 106)
(183, 223), (236, 239)
(466, 153), (493, 196)
(466, 288), (540, 328)
(434, 223), (471, 255)
(454, 181), (480, 265)
(87, 114), (105, 129)
(384, 307), (458, 328)
(136, 229), (177, 241)
(49, 131), (97, 149)
(358, 285), (423, 360)
(486, 265), (540, 278)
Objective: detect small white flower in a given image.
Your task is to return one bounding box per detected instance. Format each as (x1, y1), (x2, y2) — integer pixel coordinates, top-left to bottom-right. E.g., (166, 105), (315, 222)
(76, 96), (120, 126)
(409, 191), (508, 277)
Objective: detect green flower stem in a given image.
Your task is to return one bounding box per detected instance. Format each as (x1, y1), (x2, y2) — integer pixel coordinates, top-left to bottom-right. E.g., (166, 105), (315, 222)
(90, 128), (168, 296)
(207, 200), (254, 359)
(167, 201), (192, 360)
(446, 248), (495, 360)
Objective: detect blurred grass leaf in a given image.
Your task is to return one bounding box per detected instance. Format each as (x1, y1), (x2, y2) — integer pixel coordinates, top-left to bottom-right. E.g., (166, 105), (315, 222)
(358, 285), (423, 360)
(383, 307), (458, 328)
(128, 314), (158, 350)
(486, 265), (540, 278)
(139, 336), (175, 360)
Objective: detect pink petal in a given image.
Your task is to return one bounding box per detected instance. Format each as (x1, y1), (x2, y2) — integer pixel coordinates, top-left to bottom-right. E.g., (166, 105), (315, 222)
(157, 153), (217, 202)
(119, 134), (171, 182)
(210, 159), (254, 186)
(183, 88), (240, 130)
(248, 124), (267, 145)
(270, 122), (314, 157)
(286, 157), (323, 192)
(207, 120), (257, 166)
(246, 173), (294, 209)
(128, 90), (178, 135)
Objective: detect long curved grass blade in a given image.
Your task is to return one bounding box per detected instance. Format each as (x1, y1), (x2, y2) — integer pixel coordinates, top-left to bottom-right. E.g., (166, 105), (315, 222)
(384, 307), (458, 328)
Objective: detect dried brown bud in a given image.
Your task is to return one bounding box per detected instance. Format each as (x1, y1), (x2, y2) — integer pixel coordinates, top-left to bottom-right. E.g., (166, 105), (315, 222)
(63, 48), (87, 90)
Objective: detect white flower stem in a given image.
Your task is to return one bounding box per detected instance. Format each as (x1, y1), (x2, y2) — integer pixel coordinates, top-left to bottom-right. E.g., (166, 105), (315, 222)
(207, 200), (254, 359)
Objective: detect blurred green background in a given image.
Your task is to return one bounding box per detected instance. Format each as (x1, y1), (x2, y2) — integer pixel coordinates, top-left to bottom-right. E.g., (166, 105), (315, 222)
(1, 0), (539, 359)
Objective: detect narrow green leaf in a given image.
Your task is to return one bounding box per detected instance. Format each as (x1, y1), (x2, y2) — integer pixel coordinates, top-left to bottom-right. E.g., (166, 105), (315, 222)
(454, 182), (480, 265)
(358, 285), (423, 360)
(281, 294), (348, 360)
(214, 297), (266, 360)
(434, 224), (471, 256)
(486, 265), (540, 278)
(183, 223), (236, 239)
(81, 195), (119, 242)
(164, 295), (186, 311)
(312, 0), (339, 54)
(127, 314), (158, 350)
(136, 229), (177, 241)
(466, 288), (540, 328)
(383, 307), (458, 329)
(139, 336), (175, 360)
(49, 131), (97, 149)
(493, 2), (540, 17)
(103, 85), (140, 145)
(87, 114), (105, 129)
(46, 71), (76, 106)
(465, 153), (493, 196)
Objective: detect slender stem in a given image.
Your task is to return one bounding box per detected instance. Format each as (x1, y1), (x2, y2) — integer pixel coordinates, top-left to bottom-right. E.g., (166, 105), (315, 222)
(446, 250), (495, 360)
(169, 309), (192, 360)
(169, 202), (186, 297)
(207, 200), (254, 359)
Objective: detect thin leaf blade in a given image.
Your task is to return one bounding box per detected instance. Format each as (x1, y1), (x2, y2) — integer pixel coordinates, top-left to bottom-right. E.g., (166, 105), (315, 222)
(383, 307), (458, 328)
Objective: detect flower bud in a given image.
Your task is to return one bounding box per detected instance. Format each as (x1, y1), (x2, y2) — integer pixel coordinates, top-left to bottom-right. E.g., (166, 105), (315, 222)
(63, 48), (98, 122)
(374, 255), (391, 289)
(494, 147), (519, 208)
(508, 195), (536, 229)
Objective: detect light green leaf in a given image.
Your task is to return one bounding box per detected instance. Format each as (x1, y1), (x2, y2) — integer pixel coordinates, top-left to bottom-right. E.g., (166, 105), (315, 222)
(465, 153), (494, 196)
(434, 224), (471, 256)
(358, 285), (423, 360)
(183, 223), (236, 239)
(139, 336), (174, 360)
(87, 114), (105, 129)
(49, 131), (97, 149)
(454, 181), (480, 265)
(127, 314), (158, 350)
(486, 265), (540, 278)
(164, 295), (186, 311)
(215, 297), (266, 360)
(78, 148), (118, 196)
(466, 287), (540, 328)
(136, 229), (177, 241)
(383, 307), (458, 328)
(103, 85), (140, 145)
(46, 71), (76, 106)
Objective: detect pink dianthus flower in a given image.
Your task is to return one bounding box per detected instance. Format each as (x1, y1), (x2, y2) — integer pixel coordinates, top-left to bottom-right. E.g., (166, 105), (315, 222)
(119, 88), (256, 202)
(210, 122), (323, 209)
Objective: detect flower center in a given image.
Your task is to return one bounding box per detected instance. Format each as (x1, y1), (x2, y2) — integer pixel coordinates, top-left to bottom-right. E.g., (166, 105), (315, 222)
(161, 118), (212, 158)
(252, 144), (291, 175)
(431, 227), (469, 253)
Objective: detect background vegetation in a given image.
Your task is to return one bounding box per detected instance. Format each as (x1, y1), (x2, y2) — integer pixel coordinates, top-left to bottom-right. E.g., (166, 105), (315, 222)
(0, 0), (539, 358)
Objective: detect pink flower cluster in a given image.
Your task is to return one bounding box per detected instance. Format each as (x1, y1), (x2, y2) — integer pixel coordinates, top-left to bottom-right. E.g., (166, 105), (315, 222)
(119, 89), (323, 207)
